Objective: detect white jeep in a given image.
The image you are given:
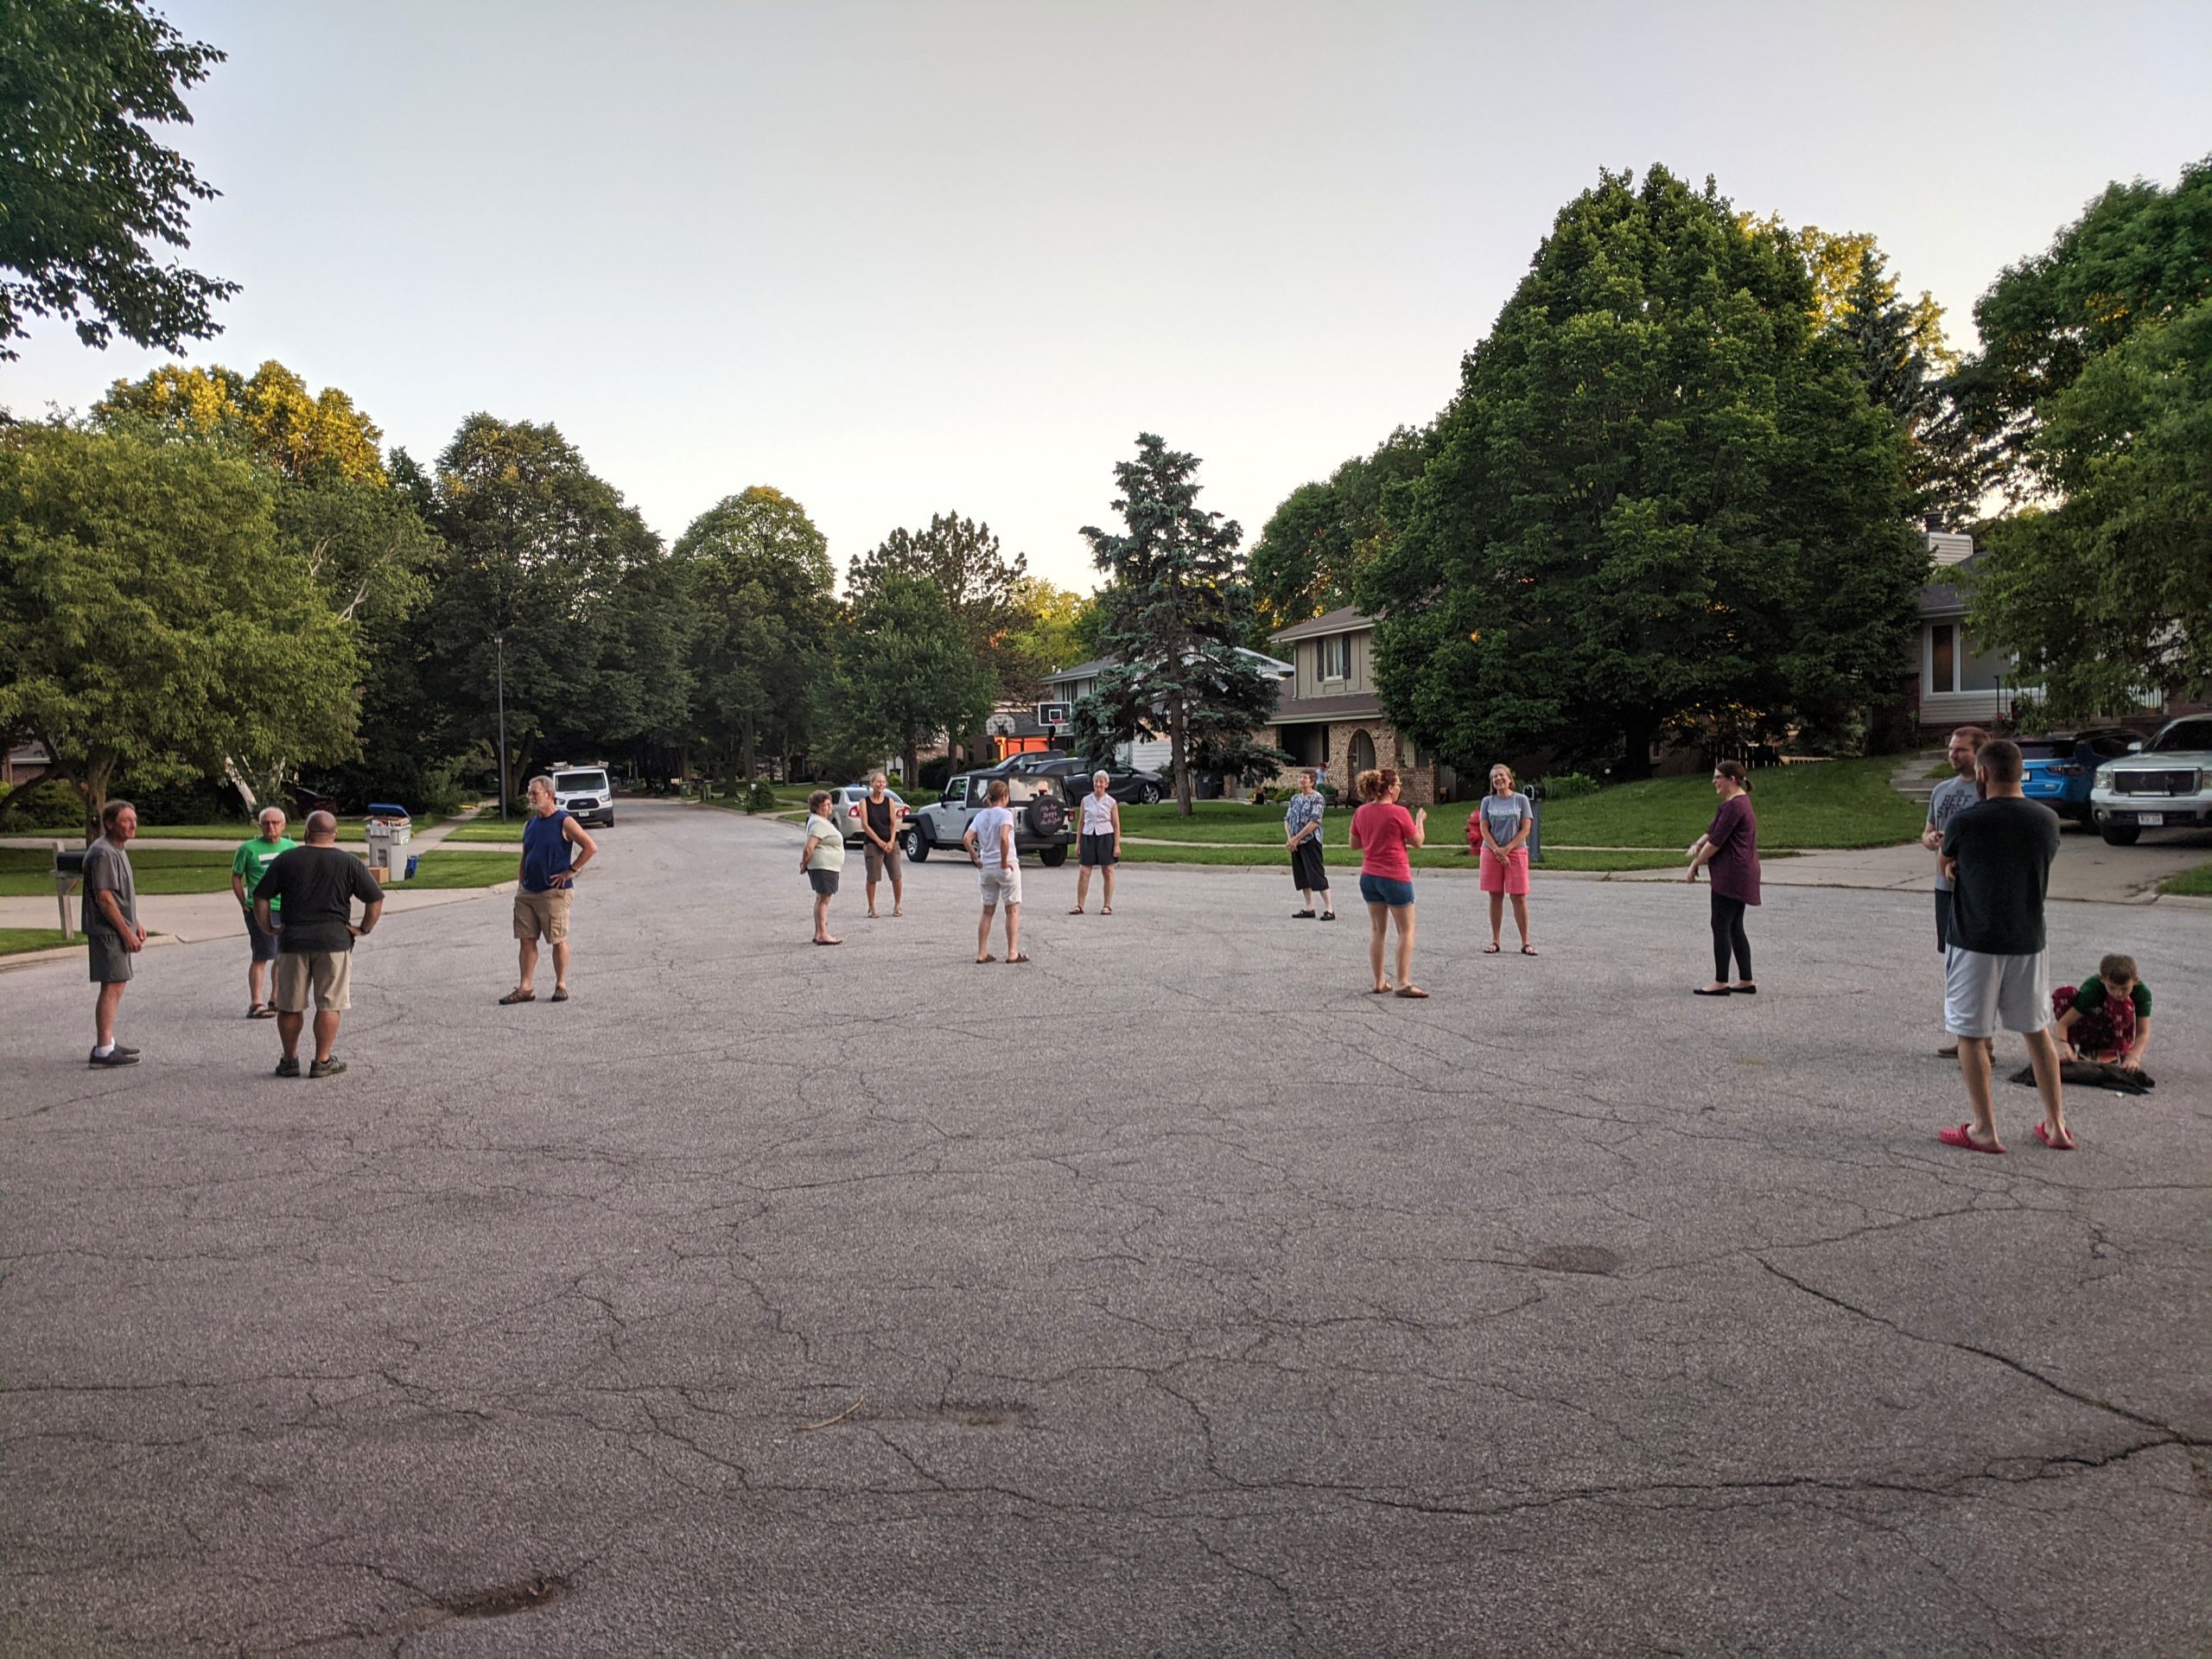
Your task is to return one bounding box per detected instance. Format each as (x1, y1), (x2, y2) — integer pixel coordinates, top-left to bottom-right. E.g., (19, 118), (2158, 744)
(899, 772), (1073, 866)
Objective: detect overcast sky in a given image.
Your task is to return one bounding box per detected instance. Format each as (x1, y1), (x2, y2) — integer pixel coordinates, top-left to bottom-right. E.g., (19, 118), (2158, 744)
(7, 1), (2209, 591)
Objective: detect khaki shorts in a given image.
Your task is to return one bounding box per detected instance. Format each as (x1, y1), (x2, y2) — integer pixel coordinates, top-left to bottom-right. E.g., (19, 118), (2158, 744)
(273, 950), (353, 1014)
(514, 888), (573, 943)
(979, 866), (1022, 908)
(863, 842), (899, 881)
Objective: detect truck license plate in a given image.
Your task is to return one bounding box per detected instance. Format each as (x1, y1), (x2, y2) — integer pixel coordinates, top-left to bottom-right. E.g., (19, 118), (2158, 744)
(2137, 813), (2164, 826)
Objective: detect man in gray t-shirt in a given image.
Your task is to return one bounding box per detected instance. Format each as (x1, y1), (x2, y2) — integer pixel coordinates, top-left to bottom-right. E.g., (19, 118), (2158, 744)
(1921, 727), (1987, 1055)
(82, 799), (147, 1067)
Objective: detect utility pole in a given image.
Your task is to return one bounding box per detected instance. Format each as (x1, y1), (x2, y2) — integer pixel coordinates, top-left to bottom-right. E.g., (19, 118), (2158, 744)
(495, 630), (510, 823)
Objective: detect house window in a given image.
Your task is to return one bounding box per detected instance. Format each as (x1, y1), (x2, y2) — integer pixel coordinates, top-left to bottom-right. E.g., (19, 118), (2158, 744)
(1929, 625), (1955, 694)
(1320, 634), (1351, 681)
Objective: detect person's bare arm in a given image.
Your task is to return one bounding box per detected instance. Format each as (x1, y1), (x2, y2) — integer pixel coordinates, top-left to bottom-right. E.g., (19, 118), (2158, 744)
(2121, 1016), (2152, 1069)
(999, 819), (1015, 867)
(1111, 800), (1122, 855)
(93, 887), (141, 948)
(255, 897), (276, 938)
(232, 872), (249, 906)
(1407, 807), (1427, 850)
(562, 817), (598, 881)
(801, 832), (822, 873)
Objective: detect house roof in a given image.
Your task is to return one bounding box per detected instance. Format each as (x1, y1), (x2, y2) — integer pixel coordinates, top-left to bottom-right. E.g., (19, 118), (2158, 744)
(1269, 605), (1370, 646)
(1920, 551), (1980, 619)
(1040, 657), (1114, 685)
(1271, 688), (1384, 722)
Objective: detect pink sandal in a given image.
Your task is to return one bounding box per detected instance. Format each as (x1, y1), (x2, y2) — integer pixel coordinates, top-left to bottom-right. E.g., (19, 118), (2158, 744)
(1938, 1123), (2005, 1155)
(2033, 1122), (2076, 1152)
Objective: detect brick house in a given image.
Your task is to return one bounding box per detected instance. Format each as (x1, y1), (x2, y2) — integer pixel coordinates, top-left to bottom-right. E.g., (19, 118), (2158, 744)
(1262, 607), (1453, 805)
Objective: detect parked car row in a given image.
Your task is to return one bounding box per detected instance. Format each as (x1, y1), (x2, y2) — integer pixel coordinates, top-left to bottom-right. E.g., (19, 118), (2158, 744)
(988, 750), (1166, 805)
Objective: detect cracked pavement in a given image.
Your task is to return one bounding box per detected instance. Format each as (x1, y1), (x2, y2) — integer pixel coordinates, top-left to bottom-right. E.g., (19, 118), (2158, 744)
(3, 799), (2207, 1656)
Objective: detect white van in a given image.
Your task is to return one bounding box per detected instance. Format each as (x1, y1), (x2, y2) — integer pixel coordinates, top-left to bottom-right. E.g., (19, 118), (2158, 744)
(550, 764), (615, 828)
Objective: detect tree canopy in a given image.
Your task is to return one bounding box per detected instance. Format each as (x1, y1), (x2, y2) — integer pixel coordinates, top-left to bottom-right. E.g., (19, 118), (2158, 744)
(821, 570), (996, 786)
(0, 0), (237, 358)
(1249, 425), (1431, 630)
(0, 422), (359, 835)
(1079, 434), (1280, 812)
(1362, 167), (1924, 774)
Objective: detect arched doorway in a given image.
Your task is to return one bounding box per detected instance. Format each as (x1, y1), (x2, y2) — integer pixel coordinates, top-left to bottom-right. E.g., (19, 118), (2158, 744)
(1351, 729), (1376, 776)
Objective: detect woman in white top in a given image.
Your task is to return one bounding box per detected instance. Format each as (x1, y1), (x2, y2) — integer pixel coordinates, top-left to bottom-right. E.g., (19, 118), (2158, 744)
(1072, 771), (1122, 915)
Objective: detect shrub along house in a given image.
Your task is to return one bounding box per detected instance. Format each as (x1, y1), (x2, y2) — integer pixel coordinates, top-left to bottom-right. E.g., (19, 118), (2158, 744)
(1264, 607), (1453, 804)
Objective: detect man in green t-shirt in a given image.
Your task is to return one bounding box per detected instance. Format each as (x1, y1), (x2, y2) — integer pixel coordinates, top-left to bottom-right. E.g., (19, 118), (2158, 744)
(230, 807), (299, 1018)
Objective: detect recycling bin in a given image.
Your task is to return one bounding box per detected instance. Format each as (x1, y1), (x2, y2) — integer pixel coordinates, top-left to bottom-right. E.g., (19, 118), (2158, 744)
(364, 803), (412, 880)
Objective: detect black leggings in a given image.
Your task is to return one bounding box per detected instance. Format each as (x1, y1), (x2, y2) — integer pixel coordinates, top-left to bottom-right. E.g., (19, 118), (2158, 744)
(1711, 893), (1752, 982)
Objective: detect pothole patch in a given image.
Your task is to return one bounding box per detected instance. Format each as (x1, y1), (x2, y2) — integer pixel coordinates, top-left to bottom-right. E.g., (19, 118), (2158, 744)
(442, 1574), (570, 1620)
(1528, 1244), (1623, 1276)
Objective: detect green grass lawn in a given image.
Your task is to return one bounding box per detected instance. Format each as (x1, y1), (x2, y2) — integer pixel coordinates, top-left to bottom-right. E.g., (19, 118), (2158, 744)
(1115, 759), (1921, 851)
(2, 847), (515, 897)
(438, 816), (533, 842)
(1110, 842), (1709, 873)
(2160, 860), (2212, 897)
(0, 926), (71, 957)
(127, 817), (373, 840)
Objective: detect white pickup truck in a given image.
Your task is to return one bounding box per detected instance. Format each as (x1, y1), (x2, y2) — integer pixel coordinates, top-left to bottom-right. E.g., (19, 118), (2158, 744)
(899, 772), (1074, 867)
(2089, 714), (2212, 845)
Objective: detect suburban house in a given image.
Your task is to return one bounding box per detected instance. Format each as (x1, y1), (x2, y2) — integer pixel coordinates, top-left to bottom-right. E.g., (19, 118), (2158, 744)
(1908, 532), (2177, 734)
(1038, 650), (1294, 777)
(1263, 607), (1453, 804)
(3, 741), (53, 790)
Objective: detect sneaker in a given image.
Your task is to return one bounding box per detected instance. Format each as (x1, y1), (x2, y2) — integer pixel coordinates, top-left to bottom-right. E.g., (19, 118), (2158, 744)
(112, 1043), (140, 1057)
(87, 1046), (140, 1067)
(308, 1057), (347, 1080)
(1936, 1042), (1960, 1058)
(275, 1055), (301, 1077)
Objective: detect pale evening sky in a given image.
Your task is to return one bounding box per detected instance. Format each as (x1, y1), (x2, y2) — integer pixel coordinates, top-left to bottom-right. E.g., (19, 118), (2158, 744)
(5, 1), (2209, 594)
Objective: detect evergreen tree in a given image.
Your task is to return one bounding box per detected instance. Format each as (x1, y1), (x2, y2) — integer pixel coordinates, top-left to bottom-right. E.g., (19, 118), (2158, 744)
(1079, 434), (1278, 814)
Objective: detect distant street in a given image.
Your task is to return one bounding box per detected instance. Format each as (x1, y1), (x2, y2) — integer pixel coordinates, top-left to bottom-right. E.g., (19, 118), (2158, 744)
(3, 798), (2206, 1655)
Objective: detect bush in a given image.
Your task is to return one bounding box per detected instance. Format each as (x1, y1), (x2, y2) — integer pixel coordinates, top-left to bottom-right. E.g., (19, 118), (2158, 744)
(1535, 772), (1600, 801)
(744, 781), (779, 814)
(0, 777), (83, 830)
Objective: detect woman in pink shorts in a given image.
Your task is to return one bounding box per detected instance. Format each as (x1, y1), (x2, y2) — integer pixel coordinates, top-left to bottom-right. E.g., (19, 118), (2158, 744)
(1471, 764), (1535, 955)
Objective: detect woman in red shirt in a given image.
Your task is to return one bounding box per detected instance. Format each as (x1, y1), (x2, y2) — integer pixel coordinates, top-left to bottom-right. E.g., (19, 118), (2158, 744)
(1348, 766), (1428, 997)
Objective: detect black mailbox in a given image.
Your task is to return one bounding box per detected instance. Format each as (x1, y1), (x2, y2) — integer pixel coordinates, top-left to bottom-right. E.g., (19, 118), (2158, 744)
(54, 848), (89, 879)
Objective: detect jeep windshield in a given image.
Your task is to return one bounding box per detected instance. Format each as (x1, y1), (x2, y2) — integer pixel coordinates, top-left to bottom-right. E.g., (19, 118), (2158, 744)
(555, 772), (608, 793)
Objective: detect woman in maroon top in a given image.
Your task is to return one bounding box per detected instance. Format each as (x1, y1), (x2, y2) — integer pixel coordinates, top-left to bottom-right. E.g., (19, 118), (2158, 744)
(1348, 766), (1428, 998)
(1685, 760), (1759, 996)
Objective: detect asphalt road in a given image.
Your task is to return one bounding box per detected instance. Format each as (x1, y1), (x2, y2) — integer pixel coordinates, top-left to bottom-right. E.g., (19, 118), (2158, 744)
(3, 798), (2206, 1656)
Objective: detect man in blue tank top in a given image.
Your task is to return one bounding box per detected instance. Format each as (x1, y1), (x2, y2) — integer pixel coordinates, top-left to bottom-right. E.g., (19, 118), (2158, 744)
(503, 773), (600, 1005)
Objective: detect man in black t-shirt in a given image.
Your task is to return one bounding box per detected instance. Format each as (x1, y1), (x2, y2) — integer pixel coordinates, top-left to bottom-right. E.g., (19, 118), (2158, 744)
(252, 810), (384, 1080)
(1936, 739), (2069, 1153)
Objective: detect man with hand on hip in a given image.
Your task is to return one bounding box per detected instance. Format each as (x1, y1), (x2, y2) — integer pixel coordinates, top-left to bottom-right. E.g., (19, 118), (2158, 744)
(253, 810), (384, 1080)
(505, 773), (598, 1005)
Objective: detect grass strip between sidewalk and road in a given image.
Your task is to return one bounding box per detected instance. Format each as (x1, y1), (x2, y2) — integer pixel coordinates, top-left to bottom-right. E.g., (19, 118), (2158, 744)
(1110, 843), (1729, 873)
(0, 927), (71, 957)
(0, 848), (518, 897)
(2160, 860), (2212, 898)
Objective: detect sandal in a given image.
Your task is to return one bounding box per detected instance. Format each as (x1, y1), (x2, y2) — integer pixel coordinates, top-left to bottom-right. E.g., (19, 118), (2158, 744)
(1370, 985), (1394, 995)
(1292, 909), (1315, 918)
(1069, 907), (1084, 914)
(1007, 952), (1033, 964)
(2033, 1122), (2076, 1152)
(1521, 945), (1540, 957)
(1395, 986), (1430, 999)
(976, 954), (997, 964)
(1101, 906), (1113, 915)
(550, 987), (569, 1002)
(1483, 944), (1501, 954)
(247, 1003), (276, 1020)
(498, 989), (535, 1005)
(1938, 1123), (2006, 1155)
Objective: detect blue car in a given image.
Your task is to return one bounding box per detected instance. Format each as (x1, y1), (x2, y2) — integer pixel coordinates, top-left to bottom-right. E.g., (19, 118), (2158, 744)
(2018, 728), (2139, 823)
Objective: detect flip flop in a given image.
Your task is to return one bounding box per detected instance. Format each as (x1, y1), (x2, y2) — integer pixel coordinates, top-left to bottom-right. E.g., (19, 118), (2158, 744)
(1483, 944), (1502, 954)
(1007, 953), (1033, 963)
(814, 938), (842, 946)
(1395, 986), (1430, 999)
(1938, 1123), (2006, 1154)
(498, 989), (535, 1005)
(1521, 946), (1540, 957)
(2033, 1122), (2076, 1151)
(976, 955), (997, 964)
(1069, 907), (1085, 914)
(1693, 987), (1731, 997)
(1370, 985), (1394, 995)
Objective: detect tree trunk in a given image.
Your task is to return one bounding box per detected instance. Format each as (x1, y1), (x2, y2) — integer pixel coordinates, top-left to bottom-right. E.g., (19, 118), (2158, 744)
(222, 755), (261, 817)
(1171, 694), (1192, 817)
(78, 754), (115, 845)
(1618, 714), (1656, 780)
(903, 732), (921, 793)
(739, 719), (756, 782)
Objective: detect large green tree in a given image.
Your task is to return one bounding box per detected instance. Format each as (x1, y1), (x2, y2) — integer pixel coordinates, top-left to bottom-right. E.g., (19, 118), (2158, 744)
(675, 486), (836, 779)
(0, 0), (237, 358)
(1079, 433), (1279, 813)
(1948, 157), (2212, 503)
(1250, 425), (1432, 628)
(421, 416), (663, 791)
(1363, 167), (1924, 775)
(0, 423), (359, 836)
(847, 512), (1034, 762)
(1968, 296), (2212, 715)
(821, 571), (996, 787)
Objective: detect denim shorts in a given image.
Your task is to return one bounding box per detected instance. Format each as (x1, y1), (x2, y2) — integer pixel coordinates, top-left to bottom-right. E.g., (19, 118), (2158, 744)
(1358, 873), (1414, 909)
(245, 906), (281, 963)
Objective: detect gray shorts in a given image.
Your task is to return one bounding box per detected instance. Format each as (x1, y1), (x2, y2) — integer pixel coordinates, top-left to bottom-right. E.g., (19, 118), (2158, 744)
(979, 866), (1022, 908)
(87, 929), (133, 983)
(807, 868), (840, 896)
(1944, 946), (2050, 1040)
(245, 907), (281, 963)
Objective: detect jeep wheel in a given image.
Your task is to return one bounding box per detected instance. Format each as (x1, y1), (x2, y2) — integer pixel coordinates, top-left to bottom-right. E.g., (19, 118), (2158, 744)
(901, 826), (930, 861)
(2099, 823), (2140, 847)
(1039, 843), (1069, 868)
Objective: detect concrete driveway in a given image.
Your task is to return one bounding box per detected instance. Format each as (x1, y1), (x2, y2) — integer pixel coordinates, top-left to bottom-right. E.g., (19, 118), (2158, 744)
(2, 799), (2205, 1655)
